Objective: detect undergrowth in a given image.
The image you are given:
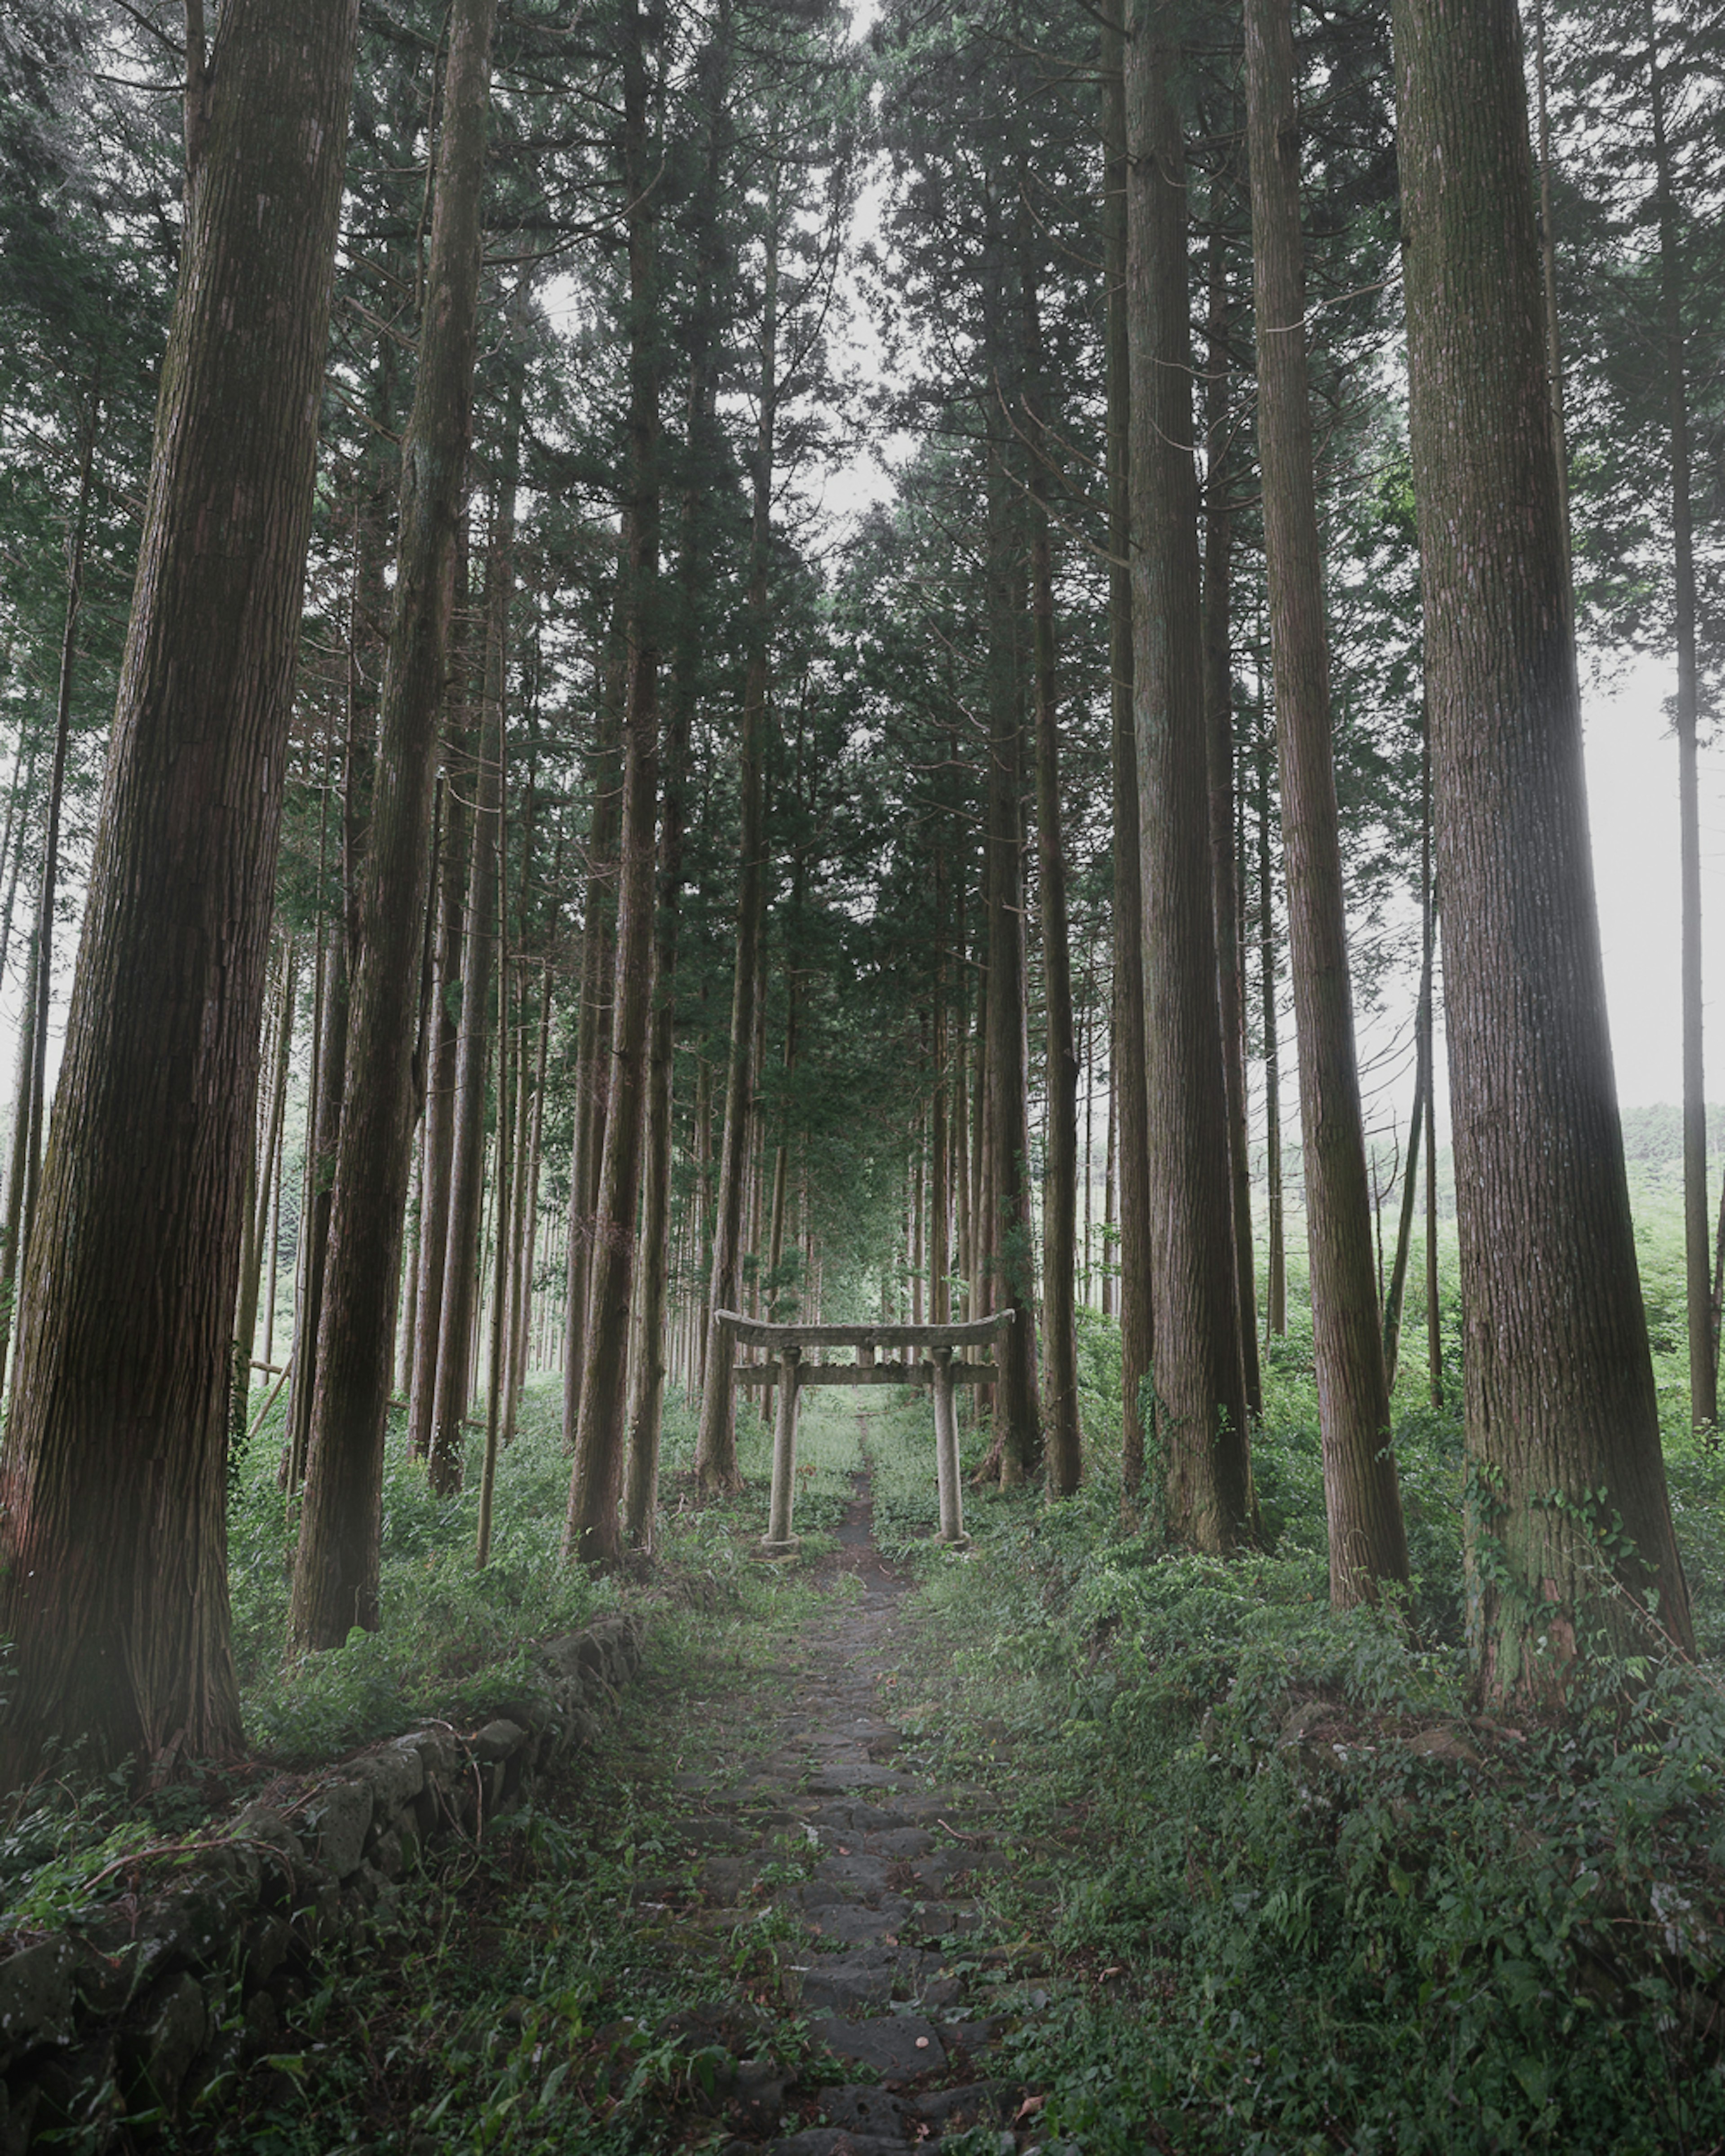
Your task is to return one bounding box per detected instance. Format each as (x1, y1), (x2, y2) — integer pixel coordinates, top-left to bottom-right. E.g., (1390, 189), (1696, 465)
(891, 1317), (1725, 2156)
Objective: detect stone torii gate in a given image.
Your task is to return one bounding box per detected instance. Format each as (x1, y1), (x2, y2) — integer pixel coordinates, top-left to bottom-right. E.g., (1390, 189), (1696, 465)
(713, 1310), (1013, 1555)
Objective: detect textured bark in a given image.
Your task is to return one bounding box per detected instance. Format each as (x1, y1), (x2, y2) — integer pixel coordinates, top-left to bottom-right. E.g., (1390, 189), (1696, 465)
(931, 857), (951, 1329)
(1394, 0), (1694, 1688)
(1256, 721), (1287, 1338)
(1102, 0), (1153, 1493)
(1200, 221), (1262, 1420)
(408, 642), (472, 1458)
(981, 446), (1042, 1483)
(427, 459), (512, 1499)
(626, 10), (729, 1543)
(561, 574), (627, 1432)
(1126, 0), (1252, 1551)
(291, 0), (497, 1647)
(0, 0), (358, 1778)
(694, 173), (775, 1495)
(286, 780), (351, 1491)
(566, 0), (662, 1565)
(1022, 251), (1081, 1498)
(1246, 0), (1407, 1604)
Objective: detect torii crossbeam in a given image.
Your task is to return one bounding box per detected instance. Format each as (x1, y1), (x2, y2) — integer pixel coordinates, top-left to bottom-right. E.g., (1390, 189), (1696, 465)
(711, 1310), (1015, 1555)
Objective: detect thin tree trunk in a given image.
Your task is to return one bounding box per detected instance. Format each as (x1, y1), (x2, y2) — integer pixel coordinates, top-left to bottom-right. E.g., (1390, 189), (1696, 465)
(1257, 716), (1286, 1338)
(562, 574), (627, 1435)
(1201, 216), (1263, 1419)
(476, 892), (513, 1570)
(695, 166), (777, 1494)
(932, 857), (951, 1328)
(290, 0), (498, 1649)
(0, 0), (358, 1778)
(286, 784), (349, 1494)
(236, 938), (296, 1406)
(509, 966), (551, 1414)
(410, 573), (474, 1457)
(426, 420), (515, 1502)
(981, 464), (1041, 1480)
(1102, 1034), (1116, 1321)
(1246, 0), (1407, 1603)
(1104, 0), (1153, 1495)
(1386, 744), (1436, 1391)
(1127, 0), (1253, 1552)
(1394, 0), (1694, 1688)
(566, 0), (662, 1566)
(1023, 241), (1082, 1498)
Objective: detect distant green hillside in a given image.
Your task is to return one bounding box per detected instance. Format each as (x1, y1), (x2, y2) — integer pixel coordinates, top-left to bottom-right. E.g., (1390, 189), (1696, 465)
(1619, 1104), (1725, 1169)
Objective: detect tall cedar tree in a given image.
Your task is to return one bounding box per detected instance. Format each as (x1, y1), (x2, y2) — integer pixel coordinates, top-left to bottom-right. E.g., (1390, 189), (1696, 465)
(1101, 0), (1154, 1496)
(565, 0), (663, 1565)
(1023, 239), (1083, 1498)
(1393, 0), (1694, 1691)
(1126, 0), (1253, 1550)
(1199, 217), (1263, 1418)
(694, 165), (774, 1498)
(290, 0), (498, 1646)
(625, 0), (735, 1547)
(982, 213), (1043, 1484)
(0, 0), (359, 1776)
(1244, 0), (1409, 1604)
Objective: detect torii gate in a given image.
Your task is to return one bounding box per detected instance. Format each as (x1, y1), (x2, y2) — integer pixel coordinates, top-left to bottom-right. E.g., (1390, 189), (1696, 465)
(712, 1309), (1014, 1555)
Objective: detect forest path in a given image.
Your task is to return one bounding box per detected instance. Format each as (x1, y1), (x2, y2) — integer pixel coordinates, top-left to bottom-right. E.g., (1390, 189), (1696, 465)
(640, 1418), (1050, 2152)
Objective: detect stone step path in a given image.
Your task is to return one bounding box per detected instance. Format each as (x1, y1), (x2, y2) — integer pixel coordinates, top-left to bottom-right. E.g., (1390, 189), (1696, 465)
(656, 1437), (1053, 2153)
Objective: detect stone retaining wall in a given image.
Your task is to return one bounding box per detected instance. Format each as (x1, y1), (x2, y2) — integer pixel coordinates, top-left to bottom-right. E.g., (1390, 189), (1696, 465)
(0, 1612), (646, 2152)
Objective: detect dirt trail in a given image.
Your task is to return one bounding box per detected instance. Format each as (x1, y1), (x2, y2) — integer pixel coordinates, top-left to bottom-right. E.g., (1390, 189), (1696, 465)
(655, 1429), (1051, 2153)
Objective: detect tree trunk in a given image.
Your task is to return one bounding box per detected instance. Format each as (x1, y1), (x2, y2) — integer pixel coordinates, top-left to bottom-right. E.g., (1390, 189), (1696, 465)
(1381, 949), (1430, 1390)
(409, 670), (472, 1455)
(286, 778), (350, 1494)
(562, 571), (627, 1432)
(1022, 244), (1082, 1498)
(1246, 0), (1408, 1604)
(566, 0), (663, 1567)
(235, 938), (297, 1413)
(932, 857), (951, 1328)
(1103, 0), (1153, 1495)
(1393, 0), (1694, 1689)
(290, 0), (497, 1647)
(1200, 218), (1263, 1420)
(981, 449), (1041, 1480)
(1256, 717), (1286, 1339)
(427, 434), (514, 1501)
(1387, 743), (1436, 1395)
(1127, 0), (1253, 1552)
(694, 168), (777, 1495)
(0, 0), (358, 1780)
